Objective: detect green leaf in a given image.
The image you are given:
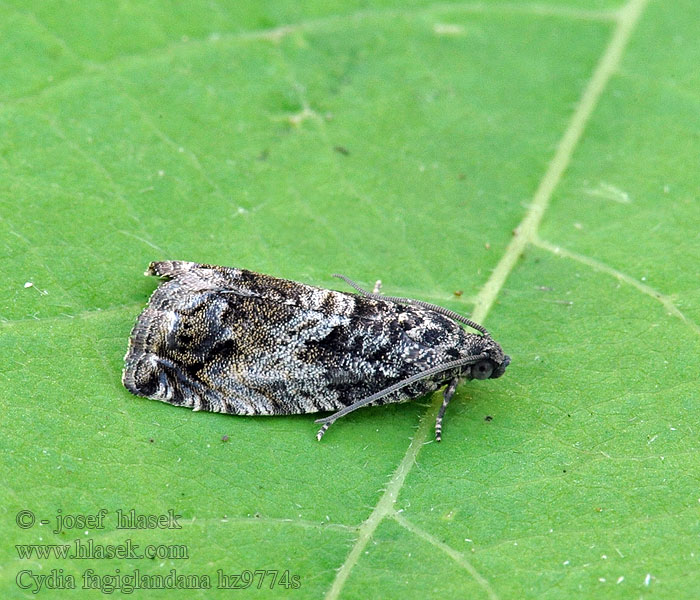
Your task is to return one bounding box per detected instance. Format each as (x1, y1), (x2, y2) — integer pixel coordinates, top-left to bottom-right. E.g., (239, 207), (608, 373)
(2, 0), (698, 598)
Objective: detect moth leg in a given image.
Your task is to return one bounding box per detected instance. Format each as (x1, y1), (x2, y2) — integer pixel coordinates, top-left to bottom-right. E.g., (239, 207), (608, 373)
(372, 279), (382, 294)
(435, 378), (459, 442)
(316, 420), (335, 442)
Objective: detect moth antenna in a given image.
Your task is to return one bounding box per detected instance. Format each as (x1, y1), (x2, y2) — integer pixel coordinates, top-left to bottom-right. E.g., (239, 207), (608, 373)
(315, 353), (488, 432)
(332, 273), (489, 336)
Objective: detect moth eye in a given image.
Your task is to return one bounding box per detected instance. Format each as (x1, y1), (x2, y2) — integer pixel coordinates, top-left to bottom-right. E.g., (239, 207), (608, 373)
(473, 360), (493, 380)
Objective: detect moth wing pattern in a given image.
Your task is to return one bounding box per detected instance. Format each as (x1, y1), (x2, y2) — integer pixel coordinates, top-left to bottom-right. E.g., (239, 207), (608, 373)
(123, 261), (510, 440)
(124, 261), (471, 417)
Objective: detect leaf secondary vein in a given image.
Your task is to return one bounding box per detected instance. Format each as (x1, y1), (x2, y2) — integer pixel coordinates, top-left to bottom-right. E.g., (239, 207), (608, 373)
(533, 237), (700, 337)
(393, 511), (499, 599)
(5, 1), (616, 107)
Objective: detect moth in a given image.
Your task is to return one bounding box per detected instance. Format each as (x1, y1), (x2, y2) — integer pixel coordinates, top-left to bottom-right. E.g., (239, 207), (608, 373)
(123, 261), (510, 441)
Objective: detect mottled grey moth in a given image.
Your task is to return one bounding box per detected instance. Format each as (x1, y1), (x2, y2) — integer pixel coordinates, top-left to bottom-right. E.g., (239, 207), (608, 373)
(123, 261), (510, 441)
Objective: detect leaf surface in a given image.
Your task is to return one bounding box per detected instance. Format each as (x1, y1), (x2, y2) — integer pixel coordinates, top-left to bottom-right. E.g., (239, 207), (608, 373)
(2, 1), (698, 598)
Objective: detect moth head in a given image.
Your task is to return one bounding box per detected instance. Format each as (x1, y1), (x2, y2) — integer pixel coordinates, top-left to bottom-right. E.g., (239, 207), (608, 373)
(466, 335), (510, 380)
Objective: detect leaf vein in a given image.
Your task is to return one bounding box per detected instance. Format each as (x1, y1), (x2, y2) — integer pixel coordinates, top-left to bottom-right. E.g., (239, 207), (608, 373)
(393, 511), (499, 600)
(2, 1), (616, 107)
(533, 236), (700, 337)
